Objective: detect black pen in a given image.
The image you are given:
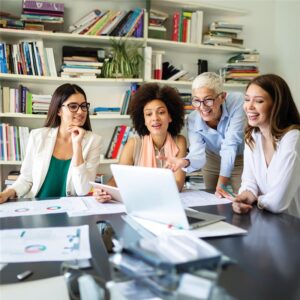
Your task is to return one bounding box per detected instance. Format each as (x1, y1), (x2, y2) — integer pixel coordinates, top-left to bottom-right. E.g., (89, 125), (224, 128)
(17, 270), (33, 281)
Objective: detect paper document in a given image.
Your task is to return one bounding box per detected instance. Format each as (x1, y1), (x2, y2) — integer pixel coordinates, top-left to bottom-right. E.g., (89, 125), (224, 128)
(0, 198), (87, 218)
(180, 190), (231, 207)
(132, 217), (247, 239)
(67, 196), (126, 217)
(0, 225), (91, 263)
(0, 276), (70, 300)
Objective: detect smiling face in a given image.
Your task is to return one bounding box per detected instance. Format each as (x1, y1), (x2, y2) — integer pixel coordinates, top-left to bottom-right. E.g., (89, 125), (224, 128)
(192, 87), (225, 128)
(143, 99), (172, 137)
(244, 84), (273, 131)
(58, 93), (87, 128)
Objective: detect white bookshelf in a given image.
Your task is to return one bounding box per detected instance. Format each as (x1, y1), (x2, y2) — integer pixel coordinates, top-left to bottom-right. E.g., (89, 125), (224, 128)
(0, 0), (252, 187)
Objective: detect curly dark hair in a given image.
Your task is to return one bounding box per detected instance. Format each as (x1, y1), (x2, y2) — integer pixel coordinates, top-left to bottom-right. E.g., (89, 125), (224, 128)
(128, 83), (185, 136)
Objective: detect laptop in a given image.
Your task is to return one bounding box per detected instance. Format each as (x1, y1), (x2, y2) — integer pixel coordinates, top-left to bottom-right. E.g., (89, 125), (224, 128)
(111, 164), (225, 230)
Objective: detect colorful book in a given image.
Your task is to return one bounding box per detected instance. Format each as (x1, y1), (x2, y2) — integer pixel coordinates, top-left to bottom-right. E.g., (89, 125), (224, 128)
(22, 0), (64, 13)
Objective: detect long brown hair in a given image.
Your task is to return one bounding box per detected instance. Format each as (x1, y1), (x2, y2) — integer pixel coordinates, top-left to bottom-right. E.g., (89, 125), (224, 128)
(245, 74), (300, 149)
(44, 83), (92, 130)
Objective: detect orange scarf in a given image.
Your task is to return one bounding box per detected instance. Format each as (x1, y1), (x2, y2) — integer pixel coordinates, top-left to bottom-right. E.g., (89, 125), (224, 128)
(138, 133), (179, 167)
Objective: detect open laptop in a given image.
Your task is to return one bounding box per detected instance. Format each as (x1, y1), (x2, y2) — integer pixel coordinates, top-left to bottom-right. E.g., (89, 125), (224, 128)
(111, 164), (225, 230)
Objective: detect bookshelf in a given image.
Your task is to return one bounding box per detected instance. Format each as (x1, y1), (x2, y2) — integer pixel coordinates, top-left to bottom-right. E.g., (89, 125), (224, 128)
(0, 0), (250, 188)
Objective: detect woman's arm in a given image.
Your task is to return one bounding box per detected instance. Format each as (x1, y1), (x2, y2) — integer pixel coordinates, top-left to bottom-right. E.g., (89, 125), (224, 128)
(256, 131), (300, 213)
(71, 131), (102, 196)
(173, 135), (187, 191)
(93, 137), (135, 202)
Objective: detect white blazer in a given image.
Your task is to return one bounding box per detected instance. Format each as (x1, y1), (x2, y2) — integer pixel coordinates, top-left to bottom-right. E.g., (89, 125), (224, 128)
(11, 127), (103, 198)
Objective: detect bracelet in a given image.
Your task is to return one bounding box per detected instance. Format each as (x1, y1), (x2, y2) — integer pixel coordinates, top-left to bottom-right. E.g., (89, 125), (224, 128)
(257, 200), (264, 210)
(185, 159), (190, 168)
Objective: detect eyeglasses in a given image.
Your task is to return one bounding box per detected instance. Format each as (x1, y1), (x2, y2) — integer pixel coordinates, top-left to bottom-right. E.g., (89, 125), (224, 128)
(191, 93), (222, 108)
(61, 102), (90, 112)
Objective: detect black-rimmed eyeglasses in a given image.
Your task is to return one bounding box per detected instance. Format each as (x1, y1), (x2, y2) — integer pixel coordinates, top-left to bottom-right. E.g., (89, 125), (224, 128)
(61, 102), (90, 112)
(191, 93), (222, 108)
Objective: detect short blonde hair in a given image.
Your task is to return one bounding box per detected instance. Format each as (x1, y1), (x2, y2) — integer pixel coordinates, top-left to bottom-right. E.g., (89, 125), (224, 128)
(192, 72), (224, 94)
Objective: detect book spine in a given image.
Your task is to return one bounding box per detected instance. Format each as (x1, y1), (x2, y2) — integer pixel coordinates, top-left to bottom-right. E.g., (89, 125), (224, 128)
(172, 11), (180, 42)
(0, 42), (8, 73)
(22, 0), (64, 13)
(117, 126), (131, 159)
(105, 126), (119, 159)
(154, 52), (162, 80)
(111, 125), (127, 159)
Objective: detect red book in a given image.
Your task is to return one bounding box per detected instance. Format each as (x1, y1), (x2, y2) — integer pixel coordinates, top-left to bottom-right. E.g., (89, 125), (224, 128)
(111, 125), (127, 159)
(172, 11), (180, 41)
(182, 18), (188, 43)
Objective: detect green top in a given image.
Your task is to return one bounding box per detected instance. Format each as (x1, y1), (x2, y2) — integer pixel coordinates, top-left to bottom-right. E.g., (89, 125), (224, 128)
(36, 156), (71, 199)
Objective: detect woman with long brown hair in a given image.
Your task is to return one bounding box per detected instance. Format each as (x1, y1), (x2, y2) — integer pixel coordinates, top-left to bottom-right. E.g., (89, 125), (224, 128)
(232, 74), (300, 217)
(0, 83), (102, 202)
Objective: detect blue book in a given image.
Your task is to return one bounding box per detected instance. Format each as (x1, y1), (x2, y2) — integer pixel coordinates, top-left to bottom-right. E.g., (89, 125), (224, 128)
(0, 43), (8, 73)
(94, 107), (120, 113)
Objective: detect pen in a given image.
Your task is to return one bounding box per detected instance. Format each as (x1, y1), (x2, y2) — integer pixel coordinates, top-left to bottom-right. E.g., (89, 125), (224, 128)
(17, 270), (33, 281)
(220, 184), (236, 198)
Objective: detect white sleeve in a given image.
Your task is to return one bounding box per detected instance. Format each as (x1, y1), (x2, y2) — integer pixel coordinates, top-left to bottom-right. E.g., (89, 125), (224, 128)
(258, 131), (300, 213)
(239, 143), (259, 197)
(71, 133), (103, 196)
(10, 131), (35, 197)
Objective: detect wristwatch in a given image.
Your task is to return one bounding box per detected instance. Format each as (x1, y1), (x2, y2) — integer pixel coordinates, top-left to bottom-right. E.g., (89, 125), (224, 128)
(185, 159), (190, 168)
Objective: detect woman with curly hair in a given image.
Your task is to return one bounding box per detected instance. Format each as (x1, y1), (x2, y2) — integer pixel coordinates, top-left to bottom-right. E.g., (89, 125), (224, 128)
(94, 83), (187, 201)
(232, 74), (300, 217)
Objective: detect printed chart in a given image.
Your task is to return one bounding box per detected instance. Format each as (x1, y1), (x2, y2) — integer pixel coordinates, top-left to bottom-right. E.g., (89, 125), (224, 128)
(0, 198), (87, 218)
(0, 225), (91, 263)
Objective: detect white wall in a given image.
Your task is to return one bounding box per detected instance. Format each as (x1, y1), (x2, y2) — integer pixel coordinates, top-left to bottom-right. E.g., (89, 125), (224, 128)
(274, 1), (300, 109)
(193, 0), (300, 108)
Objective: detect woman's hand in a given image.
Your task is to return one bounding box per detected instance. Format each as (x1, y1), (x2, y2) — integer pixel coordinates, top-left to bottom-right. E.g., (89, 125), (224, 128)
(158, 155), (187, 172)
(232, 190), (257, 214)
(0, 189), (17, 204)
(93, 187), (113, 203)
(68, 126), (85, 146)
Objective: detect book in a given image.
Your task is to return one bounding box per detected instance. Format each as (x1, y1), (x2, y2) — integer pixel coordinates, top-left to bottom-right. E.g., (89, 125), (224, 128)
(94, 107), (120, 113)
(22, 0), (64, 13)
(143, 46), (152, 80)
(111, 125), (127, 159)
(105, 126), (119, 159)
(68, 9), (102, 32)
(167, 70), (188, 81)
(45, 48), (57, 77)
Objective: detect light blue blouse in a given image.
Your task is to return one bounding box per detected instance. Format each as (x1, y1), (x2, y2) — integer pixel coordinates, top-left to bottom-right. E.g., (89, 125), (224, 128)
(185, 92), (245, 177)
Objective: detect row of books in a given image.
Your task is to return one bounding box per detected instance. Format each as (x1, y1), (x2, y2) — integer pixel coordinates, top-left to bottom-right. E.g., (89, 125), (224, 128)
(21, 0), (64, 24)
(0, 123), (30, 161)
(61, 46), (104, 79)
(172, 10), (203, 44)
(0, 41), (57, 76)
(2, 85), (51, 114)
(148, 9), (168, 40)
(203, 21), (244, 49)
(220, 52), (260, 84)
(68, 8), (144, 38)
(180, 93), (193, 114)
(105, 125), (132, 159)
(3, 170), (20, 188)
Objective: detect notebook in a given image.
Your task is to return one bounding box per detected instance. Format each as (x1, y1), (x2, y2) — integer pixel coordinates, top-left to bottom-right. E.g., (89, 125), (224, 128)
(111, 165), (225, 230)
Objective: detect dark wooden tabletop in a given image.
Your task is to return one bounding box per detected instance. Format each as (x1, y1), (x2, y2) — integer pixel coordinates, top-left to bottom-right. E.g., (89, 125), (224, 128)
(1, 203), (300, 300)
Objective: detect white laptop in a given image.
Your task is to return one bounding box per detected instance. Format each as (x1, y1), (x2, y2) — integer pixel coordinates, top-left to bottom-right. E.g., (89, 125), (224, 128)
(111, 164), (225, 230)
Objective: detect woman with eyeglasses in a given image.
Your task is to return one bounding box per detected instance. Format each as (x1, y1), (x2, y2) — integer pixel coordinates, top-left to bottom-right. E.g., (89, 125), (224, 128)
(232, 74), (300, 217)
(0, 83), (102, 203)
(94, 83), (186, 202)
(160, 72), (245, 198)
